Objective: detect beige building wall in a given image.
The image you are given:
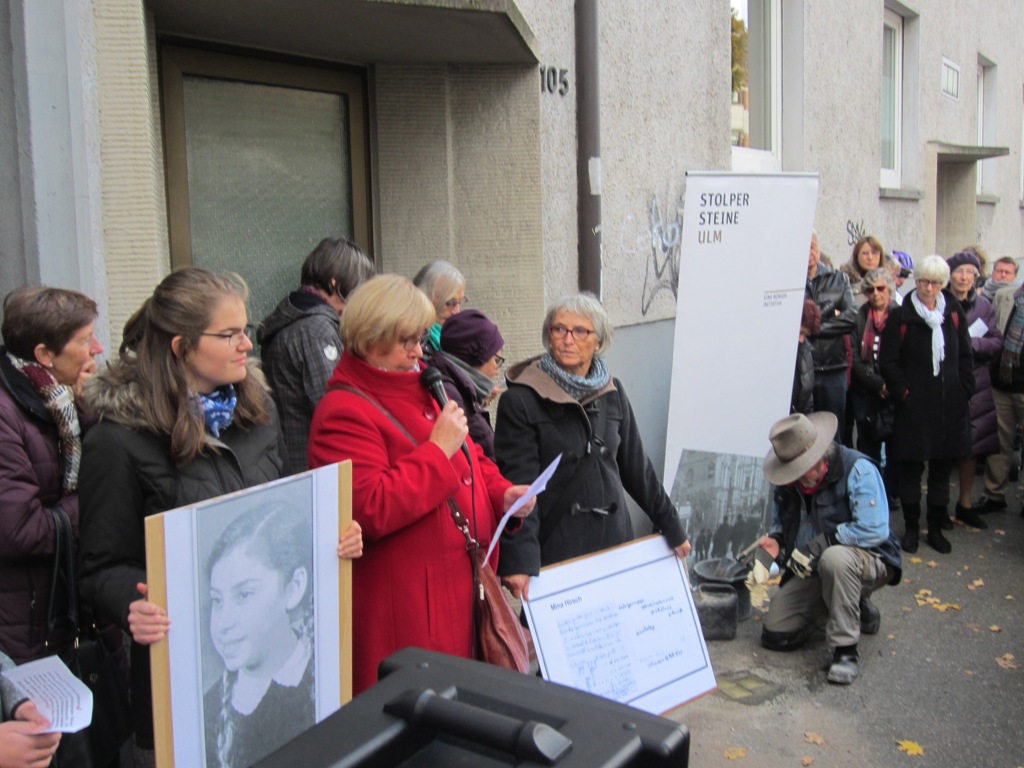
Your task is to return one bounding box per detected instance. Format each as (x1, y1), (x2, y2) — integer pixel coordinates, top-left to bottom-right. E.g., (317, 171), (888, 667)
(9, 0), (1024, 350)
(93, 0), (168, 340)
(375, 63), (545, 365)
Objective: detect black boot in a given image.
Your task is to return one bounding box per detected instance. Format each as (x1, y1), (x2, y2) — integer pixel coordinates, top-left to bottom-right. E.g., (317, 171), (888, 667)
(859, 593), (881, 635)
(926, 505), (952, 554)
(827, 644), (860, 685)
(901, 501), (920, 553)
(955, 502), (988, 529)
(939, 508), (954, 530)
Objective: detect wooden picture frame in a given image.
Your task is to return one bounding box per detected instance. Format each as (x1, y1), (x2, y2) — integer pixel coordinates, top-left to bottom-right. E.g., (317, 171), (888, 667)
(145, 461), (353, 767)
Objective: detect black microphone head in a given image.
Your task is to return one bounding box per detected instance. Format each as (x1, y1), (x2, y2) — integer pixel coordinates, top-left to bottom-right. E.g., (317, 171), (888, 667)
(420, 366), (443, 390)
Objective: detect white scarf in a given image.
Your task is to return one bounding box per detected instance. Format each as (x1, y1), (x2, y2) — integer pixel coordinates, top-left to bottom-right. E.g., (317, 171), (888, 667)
(910, 290), (946, 376)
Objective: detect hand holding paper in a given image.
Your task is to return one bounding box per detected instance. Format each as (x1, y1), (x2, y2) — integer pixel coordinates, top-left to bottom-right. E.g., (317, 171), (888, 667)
(1, 655), (92, 734)
(485, 453), (562, 564)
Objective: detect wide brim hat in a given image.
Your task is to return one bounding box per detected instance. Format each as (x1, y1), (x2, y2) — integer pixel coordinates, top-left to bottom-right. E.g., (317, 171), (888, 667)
(763, 412), (838, 485)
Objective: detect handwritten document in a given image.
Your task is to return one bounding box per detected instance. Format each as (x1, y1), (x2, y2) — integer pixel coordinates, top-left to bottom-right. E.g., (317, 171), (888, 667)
(1, 655), (92, 733)
(524, 535), (716, 715)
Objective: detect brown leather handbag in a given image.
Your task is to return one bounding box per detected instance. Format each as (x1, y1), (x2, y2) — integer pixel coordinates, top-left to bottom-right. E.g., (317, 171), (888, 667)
(448, 499), (531, 674)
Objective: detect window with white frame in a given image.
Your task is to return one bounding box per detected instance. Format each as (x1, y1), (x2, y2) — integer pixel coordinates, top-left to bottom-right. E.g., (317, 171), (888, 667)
(977, 57), (996, 196)
(731, 0), (781, 171)
(881, 9), (903, 188)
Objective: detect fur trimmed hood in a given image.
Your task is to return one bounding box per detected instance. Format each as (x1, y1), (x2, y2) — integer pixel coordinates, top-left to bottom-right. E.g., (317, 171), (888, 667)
(85, 357), (269, 431)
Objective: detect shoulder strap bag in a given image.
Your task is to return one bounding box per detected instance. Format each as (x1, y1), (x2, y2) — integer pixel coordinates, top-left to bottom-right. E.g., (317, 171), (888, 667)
(48, 506), (133, 768)
(328, 383), (531, 673)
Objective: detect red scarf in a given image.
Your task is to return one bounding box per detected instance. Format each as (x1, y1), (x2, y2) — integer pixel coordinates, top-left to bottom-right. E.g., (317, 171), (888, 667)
(860, 307), (889, 364)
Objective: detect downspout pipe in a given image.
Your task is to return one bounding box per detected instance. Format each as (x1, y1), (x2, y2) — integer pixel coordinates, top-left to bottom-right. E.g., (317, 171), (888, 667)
(575, 0), (601, 297)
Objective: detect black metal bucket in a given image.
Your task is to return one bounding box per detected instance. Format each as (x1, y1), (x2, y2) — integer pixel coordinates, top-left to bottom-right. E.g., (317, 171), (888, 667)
(691, 558), (752, 621)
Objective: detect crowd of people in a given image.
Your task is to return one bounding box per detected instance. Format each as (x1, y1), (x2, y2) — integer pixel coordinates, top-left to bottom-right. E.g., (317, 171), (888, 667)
(1, 230), (1020, 762)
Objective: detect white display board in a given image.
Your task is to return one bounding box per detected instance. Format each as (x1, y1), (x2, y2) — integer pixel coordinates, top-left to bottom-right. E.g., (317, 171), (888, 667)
(524, 536), (715, 715)
(663, 171), (819, 475)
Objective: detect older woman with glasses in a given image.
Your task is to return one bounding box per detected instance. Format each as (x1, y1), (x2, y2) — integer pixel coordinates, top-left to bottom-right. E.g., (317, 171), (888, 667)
(309, 275), (534, 694)
(880, 255), (974, 555)
(946, 250), (1002, 528)
(413, 260), (466, 353)
(850, 267), (899, 498)
(494, 293), (690, 602)
(425, 309), (506, 459)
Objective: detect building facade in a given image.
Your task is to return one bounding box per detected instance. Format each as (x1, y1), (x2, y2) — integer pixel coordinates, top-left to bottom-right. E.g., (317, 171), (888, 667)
(3, 0), (1023, 477)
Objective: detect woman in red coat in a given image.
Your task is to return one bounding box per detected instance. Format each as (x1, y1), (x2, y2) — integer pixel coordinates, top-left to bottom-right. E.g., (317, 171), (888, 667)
(309, 275), (534, 694)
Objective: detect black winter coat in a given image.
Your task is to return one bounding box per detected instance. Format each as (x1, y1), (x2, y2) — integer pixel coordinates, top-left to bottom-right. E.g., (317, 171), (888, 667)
(791, 340), (814, 414)
(879, 293), (974, 461)
(78, 364), (284, 747)
(426, 350), (496, 459)
(806, 264), (857, 373)
(494, 358), (686, 577)
(850, 302), (896, 422)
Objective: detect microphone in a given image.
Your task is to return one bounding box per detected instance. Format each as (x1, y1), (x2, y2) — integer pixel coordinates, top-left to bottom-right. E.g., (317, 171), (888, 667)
(420, 367), (472, 463)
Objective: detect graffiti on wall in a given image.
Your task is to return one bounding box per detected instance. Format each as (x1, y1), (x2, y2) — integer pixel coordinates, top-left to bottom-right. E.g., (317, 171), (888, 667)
(620, 193), (684, 316)
(846, 219), (866, 246)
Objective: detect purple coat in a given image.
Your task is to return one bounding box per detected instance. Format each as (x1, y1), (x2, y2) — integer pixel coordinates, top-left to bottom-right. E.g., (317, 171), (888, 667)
(0, 351), (80, 664)
(961, 291), (1002, 457)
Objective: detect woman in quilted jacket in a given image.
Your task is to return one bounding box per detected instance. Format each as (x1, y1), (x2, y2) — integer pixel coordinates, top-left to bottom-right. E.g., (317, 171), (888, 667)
(0, 286), (103, 665)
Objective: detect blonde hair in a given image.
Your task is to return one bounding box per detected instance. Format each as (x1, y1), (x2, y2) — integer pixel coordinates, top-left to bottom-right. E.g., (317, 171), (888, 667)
(341, 275), (435, 358)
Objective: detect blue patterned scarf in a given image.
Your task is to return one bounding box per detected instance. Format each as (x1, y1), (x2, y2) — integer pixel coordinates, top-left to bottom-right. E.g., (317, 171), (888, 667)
(538, 352), (611, 402)
(198, 384), (237, 437)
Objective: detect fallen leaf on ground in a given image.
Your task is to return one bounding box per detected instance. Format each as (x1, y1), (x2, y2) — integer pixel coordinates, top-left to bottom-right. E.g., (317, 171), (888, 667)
(887, 633), (896, 639)
(915, 589), (932, 596)
(723, 746), (747, 760)
(990, 625), (1002, 632)
(994, 529), (1006, 536)
(926, 561), (939, 568)
(897, 740), (925, 756)
(972, 578), (985, 587)
(1006, 595), (1016, 601)
(804, 732), (824, 745)
(801, 757), (815, 766)
(909, 556), (923, 564)
(996, 654), (1019, 670)
(932, 603), (960, 612)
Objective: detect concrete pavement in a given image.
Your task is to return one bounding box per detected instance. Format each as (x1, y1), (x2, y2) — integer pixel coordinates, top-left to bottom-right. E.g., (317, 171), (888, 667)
(667, 476), (1024, 768)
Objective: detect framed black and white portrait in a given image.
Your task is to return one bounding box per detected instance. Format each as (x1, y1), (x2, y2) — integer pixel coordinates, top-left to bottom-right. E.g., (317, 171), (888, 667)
(145, 461), (353, 767)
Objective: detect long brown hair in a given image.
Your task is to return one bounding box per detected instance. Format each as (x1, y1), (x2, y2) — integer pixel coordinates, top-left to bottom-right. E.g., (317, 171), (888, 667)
(110, 268), (270, 467)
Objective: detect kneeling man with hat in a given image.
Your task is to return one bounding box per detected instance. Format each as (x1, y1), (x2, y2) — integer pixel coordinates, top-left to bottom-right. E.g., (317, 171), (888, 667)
(758, 412), (902, 684)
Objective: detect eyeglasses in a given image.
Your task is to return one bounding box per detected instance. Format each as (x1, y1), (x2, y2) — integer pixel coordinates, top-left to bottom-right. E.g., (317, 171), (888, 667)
(550, 324), (595, 341)
(445, 297), (467, 311)
(493, 354), (506, 368)
(916, 279), (943, 288)
(863, 285), (889, 295)
(200, 325), (254, 347)
(400, 331), (431, 351)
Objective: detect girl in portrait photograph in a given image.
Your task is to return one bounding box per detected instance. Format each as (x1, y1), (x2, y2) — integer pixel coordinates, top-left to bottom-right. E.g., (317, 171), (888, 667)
(202, 504), (315, 768)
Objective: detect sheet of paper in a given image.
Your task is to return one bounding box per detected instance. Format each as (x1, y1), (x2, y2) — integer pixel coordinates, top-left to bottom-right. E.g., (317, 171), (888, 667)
(1, 655), (92, 733)
(484, 453), (562, 563)
(968, 317), (989, 339)
(524, 535), (716, 715)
